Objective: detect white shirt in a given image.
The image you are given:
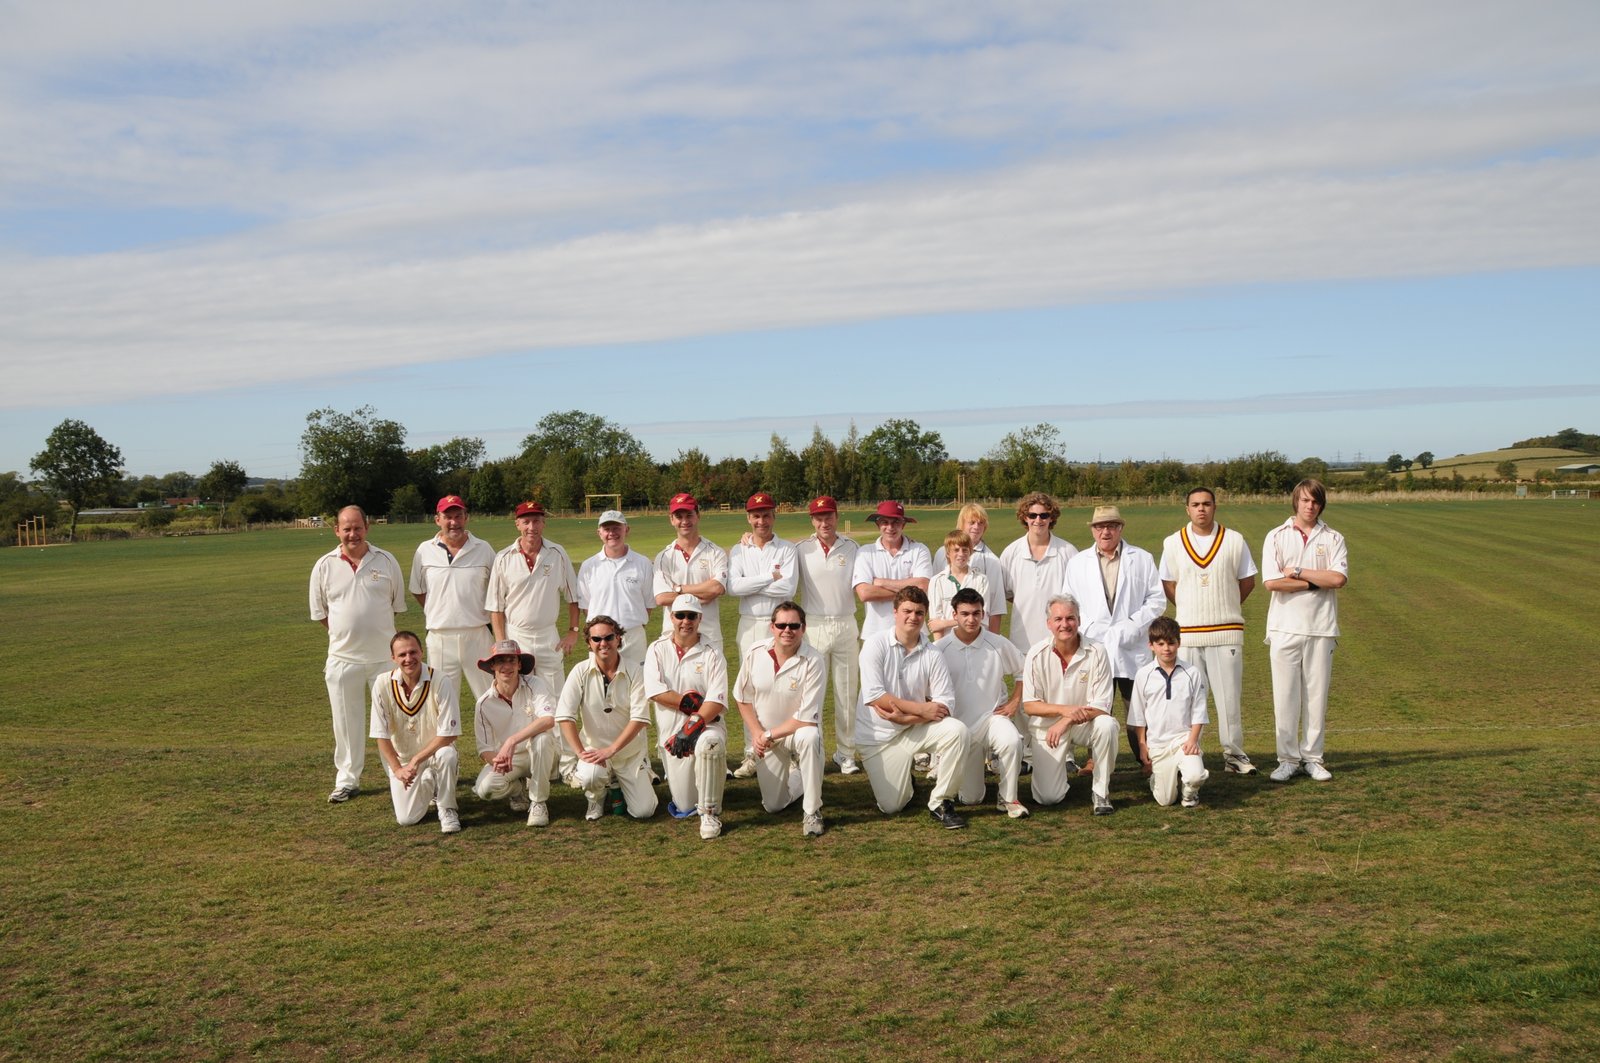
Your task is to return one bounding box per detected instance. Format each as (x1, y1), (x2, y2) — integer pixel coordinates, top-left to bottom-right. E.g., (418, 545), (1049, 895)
(933, 541), (1007, 617)
(1000, 534), (1079, 652)
(652, 537), (730, 633)
(1021, 637), (1114, 721)
(643, 634), (730, 744)
(851, 537), (933, 641)
(556, 655), (650, 749)
(484, 539), (579, 645)
(577, 547), (656, 631)
(929, 629), (1024, 731)
(727, 535), (799, 618)
(409, 533), (494, 629)
(474, 674), (557, 752)
(795, 533), (860, 617)
(855, 629), (955, 747)
(928, 569), (990, 634)
(310, 544), (406, 664)
(1128, 657), (1209, 747)
(735, 641), (826, 731)
(369, 664), (462, 761)
(1262, 518), (1348, 639)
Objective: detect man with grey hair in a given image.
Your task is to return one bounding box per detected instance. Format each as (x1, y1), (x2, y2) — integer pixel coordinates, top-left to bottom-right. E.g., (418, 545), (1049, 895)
(1021, 593), (1119, 815)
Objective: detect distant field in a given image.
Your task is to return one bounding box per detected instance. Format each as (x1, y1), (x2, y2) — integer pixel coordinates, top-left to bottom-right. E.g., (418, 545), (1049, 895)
(1382, 446), (1596, 482)
(1, 499), (1597, 1060)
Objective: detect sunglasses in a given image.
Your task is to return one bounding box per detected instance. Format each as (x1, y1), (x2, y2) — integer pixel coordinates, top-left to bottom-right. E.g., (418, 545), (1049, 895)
(672, 612), (699, 621)
(1025, 512), (1053, 521)
(772, 622), (802, 631)
(588, 633), (617, 643)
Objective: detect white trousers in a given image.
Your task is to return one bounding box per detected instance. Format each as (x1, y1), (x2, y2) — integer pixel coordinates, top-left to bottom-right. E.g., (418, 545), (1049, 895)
(619, 626), (647, 670)
(754, 727), (824, 816)
(1269, 632), (1335, 767)
(860, 717), (969, 814)
(953, 715), (1025, 806)
(387, 745), (459, 825)
(427, 626), (494, 706)
(1181, 643), (1246, 760)
(571, 742), (659, 819)
(1028, 715), (1117, 805)
(734, 618), (775, 757)
(1147, 736), (1209, 806)
(323, 656), (390, 790)
(805, 614), (860, 759)
(658, 720), (728, 814)
(471, 733), (557, 804)
(504, 625), (566, 696)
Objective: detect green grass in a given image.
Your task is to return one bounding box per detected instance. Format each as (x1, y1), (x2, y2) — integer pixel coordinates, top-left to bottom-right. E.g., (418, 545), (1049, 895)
(2, 500), (1597, 1061)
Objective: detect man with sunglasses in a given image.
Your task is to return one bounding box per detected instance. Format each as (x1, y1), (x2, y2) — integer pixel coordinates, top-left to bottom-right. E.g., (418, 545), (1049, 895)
(555, 615), (658, 821)
(734, 601), (827, 836)
(644, 595), (729, 839)
(727, 491), (799, 778)
(1000, 492), (1079, 654)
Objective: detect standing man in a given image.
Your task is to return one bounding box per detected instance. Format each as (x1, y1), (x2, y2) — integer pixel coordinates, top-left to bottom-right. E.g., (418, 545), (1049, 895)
(855, 587), (970, 829)
(933, 502), (1007, 633)
(1000, 492), (1079, 654)
(794, 495), (863, 774)
(929, 588), (1030, 819)
(734, 602), (828, 836)
(1262, 479), (1349, 783)
(852, 500), (932, 643)
(370, 631), (462, 833)
(1062, 505), (1167, 757)
(409, 495), (495, 706)
(1021, 595), (1119, 815)
(643, 594), (730, 839)
(310, 504), (407, 803)
(651, 493), (729, 649)
(486, 501), (581, 696)
(470, 639), (559, 827)
(576, 510), (656, 670)
(556, 615), (658, 821)
(1159, 487), (1260, 776)
(726, 491), (799, 778)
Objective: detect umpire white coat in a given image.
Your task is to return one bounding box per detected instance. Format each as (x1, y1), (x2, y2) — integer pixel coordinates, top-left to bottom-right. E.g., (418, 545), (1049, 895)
(1061, 542), (1166, 679)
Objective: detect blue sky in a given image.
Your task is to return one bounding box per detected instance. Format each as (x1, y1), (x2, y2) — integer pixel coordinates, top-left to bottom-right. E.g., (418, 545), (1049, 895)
(3, 1), (1598, 478)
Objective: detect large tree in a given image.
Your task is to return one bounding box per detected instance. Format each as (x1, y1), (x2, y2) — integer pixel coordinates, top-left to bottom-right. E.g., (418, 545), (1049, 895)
(299, 406), (410, 517)
(30, 419), (125, 541)
(860, 418), (947, 499)
(198, 460), (249, 511)
(519, 410), (651, 511)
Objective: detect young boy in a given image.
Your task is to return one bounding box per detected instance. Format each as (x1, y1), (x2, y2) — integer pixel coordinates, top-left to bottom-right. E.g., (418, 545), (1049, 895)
(927, 530), (989, 641)
(1128, 617), (1210, 808)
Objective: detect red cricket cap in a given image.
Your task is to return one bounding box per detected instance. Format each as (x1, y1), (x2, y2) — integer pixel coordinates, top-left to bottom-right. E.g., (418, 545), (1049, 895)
(869, 500), (914, 524)
(746, 492), (776, 512)
(808, 495), (838, 515)
(436, 495), (467, 514)
(514, 501), (545, 517)
(668, 493), (698, 513)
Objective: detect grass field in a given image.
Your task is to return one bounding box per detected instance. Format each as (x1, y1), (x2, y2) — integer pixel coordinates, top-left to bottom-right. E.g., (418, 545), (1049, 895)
(2, 500), (1597, 1061)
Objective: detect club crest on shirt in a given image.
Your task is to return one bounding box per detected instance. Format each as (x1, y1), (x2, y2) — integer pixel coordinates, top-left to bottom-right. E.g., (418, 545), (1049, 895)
(789, 678), (799, 691)
(693, 663), (703, 675)
(1200, 573), (1211, 588)
(1315, 546), (1326, 564)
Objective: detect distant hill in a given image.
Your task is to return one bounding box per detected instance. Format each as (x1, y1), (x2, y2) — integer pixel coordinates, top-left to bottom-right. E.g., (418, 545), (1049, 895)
(1393, 447), (1592, 481)
(1510, 428), (1600, 453)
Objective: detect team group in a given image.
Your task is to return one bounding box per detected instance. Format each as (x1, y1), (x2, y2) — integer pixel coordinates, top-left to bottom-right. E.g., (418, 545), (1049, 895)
(309, 482), (1348, 837)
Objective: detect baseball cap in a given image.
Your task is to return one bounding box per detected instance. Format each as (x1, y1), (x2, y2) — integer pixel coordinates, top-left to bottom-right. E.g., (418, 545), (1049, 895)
(514, 501), (546, 518)
(668, 493), (698, 514)
(597, 509), (627, 526)
(436, 495), (467, 514)
(868, 500), (915, 524)
(746, 492), (776, 512)
(808, 495), (838, 515)
(669, 593), (703, 615)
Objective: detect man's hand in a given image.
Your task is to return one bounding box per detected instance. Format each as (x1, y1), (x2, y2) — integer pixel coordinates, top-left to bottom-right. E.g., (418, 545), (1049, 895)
(1140, 754), (1153, 777)
(558, 630), (579, 655)
(752, 729), (773, 758)
(397, 760), (421, 788)
(1182, 736), (1200, 757)
(578, 746), (610, 765)
(492, 740), (517, 774)
(993, 701), (1018, 718)
(1046, 720), (1072, 748)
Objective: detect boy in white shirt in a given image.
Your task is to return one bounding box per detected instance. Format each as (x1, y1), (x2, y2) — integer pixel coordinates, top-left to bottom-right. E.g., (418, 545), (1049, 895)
(1128, 617), (1210, 808)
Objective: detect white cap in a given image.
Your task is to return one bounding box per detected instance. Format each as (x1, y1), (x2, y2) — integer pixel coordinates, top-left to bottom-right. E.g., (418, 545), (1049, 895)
(596, 509), (627, 526)
(669, 593), (703, 614)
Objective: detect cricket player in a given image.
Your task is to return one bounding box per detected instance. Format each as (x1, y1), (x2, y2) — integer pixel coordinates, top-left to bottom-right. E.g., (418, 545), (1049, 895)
(651, 493), (728, 649)
(576, 510), (656, 670)
(643, 594), (729, 839)
(852, 500), (932, 643)
(556, 615), (658, 821)
(470, 639), (559, 827)
(929, 588), (1030, 818)
(370, 631), (462, 833)
(1021, 594), (1119, 815)
(1000, 492), (1079, 654)
(932, 502), (1007, 632)
(734, 601), (827, 836)
(727, 491), (798, 778)
(410, 495), (495, 706)
(794, 495), (862, 774)
(485, 501), (581, 695)
(1129, 617), (1210, 808)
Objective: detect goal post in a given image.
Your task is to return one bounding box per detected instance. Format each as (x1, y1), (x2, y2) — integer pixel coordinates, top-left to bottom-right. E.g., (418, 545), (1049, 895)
(583, 493), (621, 516)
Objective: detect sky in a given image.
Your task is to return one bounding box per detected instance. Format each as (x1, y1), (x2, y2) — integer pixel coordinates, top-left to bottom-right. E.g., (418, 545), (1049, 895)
(3, 1), (1598, 479)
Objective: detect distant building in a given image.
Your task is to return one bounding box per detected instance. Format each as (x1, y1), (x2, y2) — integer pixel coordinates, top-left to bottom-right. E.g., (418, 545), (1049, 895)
(1555, 464), (1600, 475)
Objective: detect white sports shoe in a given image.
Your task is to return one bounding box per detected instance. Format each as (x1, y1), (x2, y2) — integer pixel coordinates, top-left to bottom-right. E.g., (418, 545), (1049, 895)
(1305, 762), (1333, 782)
(508, 790), (531, 813)
(1270, 762), (1300, 782)
(911, 752), (932, 773)
(700, 810), (723, 840)
(802, 812), (824, 836)
(836, 755), (860, 775)
(731, 756), (758, 779)
(527, 801), (549, 827)
(438, 807), (461, 834)
(1181, 784), (1201, 808)
(585, 794), (605, 820)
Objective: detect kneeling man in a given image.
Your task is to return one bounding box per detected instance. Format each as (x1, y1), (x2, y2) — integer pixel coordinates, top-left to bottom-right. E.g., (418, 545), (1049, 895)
(734, 601), (827, 837)
(471, 639), (559, 827)
(644, 594), (730, 840)
(929, 588), (1029, 818)
(1021, 595), (1118, 815)
(557, 616), (658, 821)
(856, 587), (970, 829)
(370, 630), (462, 833)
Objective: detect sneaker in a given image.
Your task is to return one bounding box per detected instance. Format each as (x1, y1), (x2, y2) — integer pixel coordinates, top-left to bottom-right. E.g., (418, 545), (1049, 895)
(1224, 754), (1258, 775)
(731, 756), (758, 779)
(585, 793), (605, 821)
(1062, 756), (1078, 777)
(929, 800), (967, 830)
(1181, 784), (1201, 808)
(327, 786), (357, 804)
(439, 807), (461, 834)
(912, 753), (932, 774)
(699, 810), (722, 840)
(666, 799), (697, 820)
(1270, 762), (1300, 782)
(527, 801), (549, 827)
(802, 813), (824, 837)
(508, 790), (531, 813)
(998, 799), (1031, 820)
(1305, 762), (1333, 782)
(1092, 794), (1115, 816)
(836, 756), (860, 775)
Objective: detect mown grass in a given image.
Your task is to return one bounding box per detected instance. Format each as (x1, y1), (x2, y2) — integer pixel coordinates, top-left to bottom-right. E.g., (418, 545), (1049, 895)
(1, 500), (1597, 1061)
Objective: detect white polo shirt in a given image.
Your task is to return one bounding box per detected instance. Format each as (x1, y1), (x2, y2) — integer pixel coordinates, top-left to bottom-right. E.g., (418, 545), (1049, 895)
(410, 533), (494, 630)
(474, 674), (558, 752)
(577, 547), (656, 631)
(852, 537), (933, 641)
(735, 641), (826, 730)
(929, 629), (1024, 731)
(728, 535), (799, 619)
(1127, 658), (1209, 747)
(933, 541), (1007, 618)
(795, 533), (859, 618)
(1000, 534), (1079, 652)
(1262, 518), (1348, 639)
(369, 664), (461, 762)
(1021, 637), (1114, 715)
(556, 655), (650, 750)
(855, 629), (955, 747)
(484, 539), (579, 645)
(310, 544), (406, 664)
(652, 537), (730, 631)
